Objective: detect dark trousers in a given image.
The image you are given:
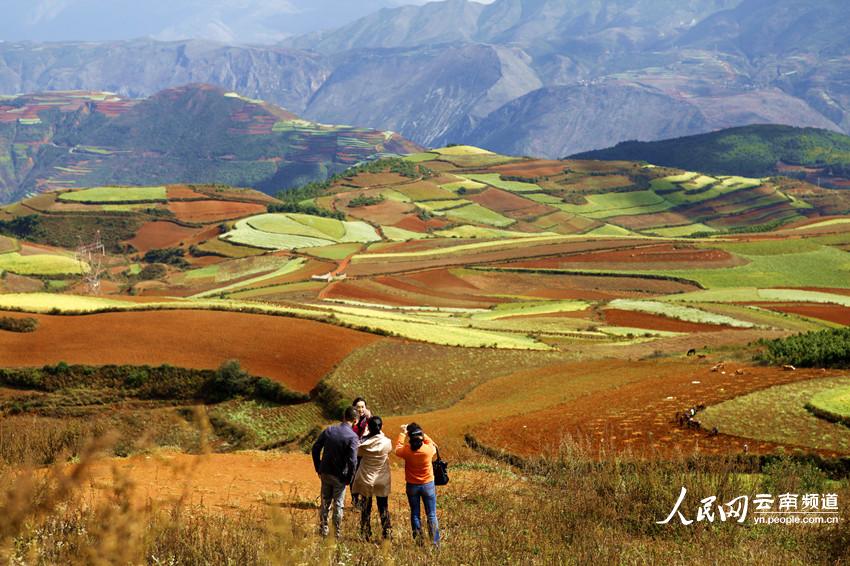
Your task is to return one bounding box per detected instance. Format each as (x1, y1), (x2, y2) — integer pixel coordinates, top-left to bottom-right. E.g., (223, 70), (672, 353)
(360, 495), (391, 540)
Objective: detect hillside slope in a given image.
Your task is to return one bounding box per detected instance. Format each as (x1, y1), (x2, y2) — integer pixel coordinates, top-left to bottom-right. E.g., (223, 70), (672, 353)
(571, 125), (850, 178)
(0, 85), (419, 203)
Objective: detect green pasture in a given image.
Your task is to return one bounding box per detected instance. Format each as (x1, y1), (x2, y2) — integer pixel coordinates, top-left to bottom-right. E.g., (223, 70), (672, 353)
(58, 186), (167, 203)
(0, 252), (86, 276)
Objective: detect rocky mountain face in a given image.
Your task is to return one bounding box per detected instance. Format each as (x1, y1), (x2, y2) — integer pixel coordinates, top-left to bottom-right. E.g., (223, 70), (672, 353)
(0, 85), (419, 203)
(1, 0), (849, 159)
(0, 41), (330, 115)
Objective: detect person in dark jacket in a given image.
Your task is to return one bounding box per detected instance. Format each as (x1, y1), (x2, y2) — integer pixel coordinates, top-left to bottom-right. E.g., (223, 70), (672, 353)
(312, 406), (360, 538)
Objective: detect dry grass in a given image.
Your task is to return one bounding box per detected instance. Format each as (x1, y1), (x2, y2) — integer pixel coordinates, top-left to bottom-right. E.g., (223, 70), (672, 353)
(1, 413), (849, 564)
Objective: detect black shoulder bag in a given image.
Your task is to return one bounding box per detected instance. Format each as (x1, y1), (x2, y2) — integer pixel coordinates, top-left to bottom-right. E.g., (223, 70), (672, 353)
(433, 447), (449, 486)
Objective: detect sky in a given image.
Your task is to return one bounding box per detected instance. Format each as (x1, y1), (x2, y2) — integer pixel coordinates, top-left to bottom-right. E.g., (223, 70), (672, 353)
(0, 0), (493, 44)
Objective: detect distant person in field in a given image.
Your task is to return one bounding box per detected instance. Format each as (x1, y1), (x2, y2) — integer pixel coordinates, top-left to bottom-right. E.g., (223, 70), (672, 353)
(311, 406), (359, 539)
(351, 415), (393, 541)
(350, 397), (372, 508)
(395, 422), (440, 546)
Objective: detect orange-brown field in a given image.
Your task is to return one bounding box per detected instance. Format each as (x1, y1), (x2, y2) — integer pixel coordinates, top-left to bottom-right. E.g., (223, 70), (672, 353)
(126, 221), (207, 252)
(0, 310), (377, 392)
(167, 200), (267, 223)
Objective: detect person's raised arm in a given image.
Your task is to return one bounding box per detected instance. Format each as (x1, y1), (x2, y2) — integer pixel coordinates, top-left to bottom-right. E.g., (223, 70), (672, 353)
(311, 429), (326, 474)
(394, 424), (408, 457)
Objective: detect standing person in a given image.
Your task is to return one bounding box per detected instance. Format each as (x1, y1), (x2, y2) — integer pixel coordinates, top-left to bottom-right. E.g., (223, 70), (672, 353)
(350, 397), (371, 509)
(394, 422), (440, 546)
(311, 406), (359, 539)
(352, 416), (393, 541)
(351, 397), (372, 439)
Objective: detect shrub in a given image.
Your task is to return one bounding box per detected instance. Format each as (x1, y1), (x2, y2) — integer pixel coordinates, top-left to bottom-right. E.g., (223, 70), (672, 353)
(755, 328), (850, 368)
(0, 316), (38, 333)
(143, 248), (188, 268)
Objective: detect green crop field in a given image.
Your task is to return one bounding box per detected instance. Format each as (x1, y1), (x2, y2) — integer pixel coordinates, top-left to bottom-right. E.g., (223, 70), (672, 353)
(416, 199), (472, 212)
(303, 243), (363, 260)
(191, 258), (307, 298)
(353, 234), (569, 261)
(700, 376), (850, 453)
(434, 225), (547, 239)
(462, 174), (542, 193)
(404, 152), (440, 163)
(648, 223), (717, 237)
(524, 193), (563, 204)
(0, 252), (86, 276)
(440, 179), (487, 193)
(584, 246), (850, 289)
(58, 186), (167, 203)
(332, 311), (550, 350)
(583, 224), (635, 236)
(382, 226), (431, 241)
(472, 300), (590, 321)
(222, 223), (334, 250)
(606, 299), (756, 327)
(432, 146), (495, 156)
(444, 203), (515, 227)
(558, 191), (672, 219)
(395, 182), (456, 201)
(808, 386), (850, 421)
(226, 213), (379, 250)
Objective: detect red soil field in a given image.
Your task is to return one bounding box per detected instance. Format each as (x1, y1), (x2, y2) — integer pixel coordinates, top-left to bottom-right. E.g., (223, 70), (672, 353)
(0, 310), (377, 393)
(489, 160), (567, 177)
(167, 200), (266, 223)
(508, 243), (740, 269)
(166, 185), (207, 200)
(761, 303), (850, 326)
(126, 222), (205, 253)
(343, 172), (408, 188)
(461, 270), (698, 301)
(603, 309), (731, 333)
(473, 360), (848, 459)
(468, 188), (553, 218)
(393, 214), (449, 232)
(344, 198), (413, 225)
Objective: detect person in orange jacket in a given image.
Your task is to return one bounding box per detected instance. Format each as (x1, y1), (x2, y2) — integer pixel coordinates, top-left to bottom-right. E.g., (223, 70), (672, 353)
(394, 422), (440, 546)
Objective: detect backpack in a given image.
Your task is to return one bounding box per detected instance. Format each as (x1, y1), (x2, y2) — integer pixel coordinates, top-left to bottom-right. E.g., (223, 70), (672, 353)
(433, 447), (449, 486)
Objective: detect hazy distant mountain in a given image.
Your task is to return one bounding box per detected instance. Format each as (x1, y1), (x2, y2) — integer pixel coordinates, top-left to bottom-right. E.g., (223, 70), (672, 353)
(1, 0), (849, 159)
(0, 40), (329, 114)
(288, 0), (740, 55)
(0, 0), (433, 44)
(0, 85), (419, 203)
